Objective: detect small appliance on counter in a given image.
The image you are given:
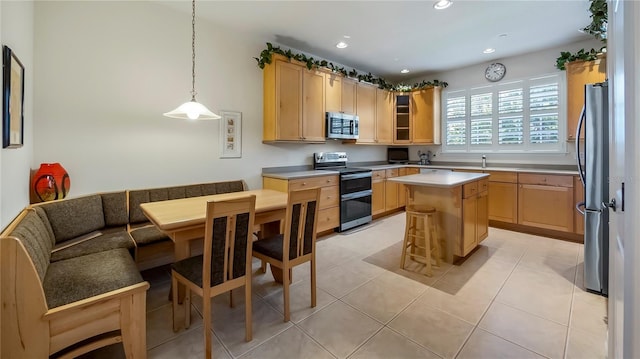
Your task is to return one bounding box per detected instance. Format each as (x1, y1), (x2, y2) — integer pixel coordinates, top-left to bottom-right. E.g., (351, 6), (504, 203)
(387, 147), (409, 164)
(314, 152), (372, 232)
(326, 112), (359, 140)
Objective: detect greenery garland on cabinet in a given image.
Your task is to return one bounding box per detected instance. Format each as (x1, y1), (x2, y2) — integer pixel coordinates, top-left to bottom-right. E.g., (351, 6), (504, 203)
(254, 42), (448, 91)
(555, 0), (607, 70)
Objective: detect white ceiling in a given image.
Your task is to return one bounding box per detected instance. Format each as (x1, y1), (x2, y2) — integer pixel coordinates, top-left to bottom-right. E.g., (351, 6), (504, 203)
(160, 0), (593, 82)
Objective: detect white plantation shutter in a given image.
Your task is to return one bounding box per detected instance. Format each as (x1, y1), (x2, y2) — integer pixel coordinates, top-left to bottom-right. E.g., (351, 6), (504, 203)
(470, 93), (492, 145)
(442, 73), (564, 153)
(445, 94), (466, 146)
(498, 87), (523, 145)
(529, 82), (559, 144)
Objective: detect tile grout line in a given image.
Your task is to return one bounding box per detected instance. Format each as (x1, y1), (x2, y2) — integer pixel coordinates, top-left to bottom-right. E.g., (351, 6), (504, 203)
(452, 241), (528, 358)
(562, 248), (581, 359)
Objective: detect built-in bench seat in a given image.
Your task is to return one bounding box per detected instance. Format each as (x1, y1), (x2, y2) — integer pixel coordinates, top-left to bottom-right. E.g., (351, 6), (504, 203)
(1, 207), (148, 358)
(127, 180), (247, 270)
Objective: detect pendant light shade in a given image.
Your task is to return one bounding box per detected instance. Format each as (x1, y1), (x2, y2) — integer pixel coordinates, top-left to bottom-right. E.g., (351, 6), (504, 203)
(164, 0), (220, 120)
(164, 100), (220, 120)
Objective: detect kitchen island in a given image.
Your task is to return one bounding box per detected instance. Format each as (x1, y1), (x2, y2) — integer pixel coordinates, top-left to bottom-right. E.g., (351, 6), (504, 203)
(388, 171), (490, 263)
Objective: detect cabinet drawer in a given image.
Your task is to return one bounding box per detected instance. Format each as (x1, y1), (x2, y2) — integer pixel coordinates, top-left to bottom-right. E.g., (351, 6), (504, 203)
(372, 170), (386, 180)
(289, 175), (338, 191)
(319, 186), (339, 209)
(486, 171), (517, 183)
(386, 168), (399, 178)
(463, 182), (478, 198)
(478, 179), (489, 193)
(317, 207), (339, 232)
(518, 173), (573, 187)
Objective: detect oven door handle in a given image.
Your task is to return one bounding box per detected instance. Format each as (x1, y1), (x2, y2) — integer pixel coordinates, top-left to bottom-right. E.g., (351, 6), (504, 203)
(341, 189), (373, 201)
(341, 172), (372, 180)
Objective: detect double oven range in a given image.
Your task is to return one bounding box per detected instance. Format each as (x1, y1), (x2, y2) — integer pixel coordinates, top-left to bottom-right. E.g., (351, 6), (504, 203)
(313, 152), (372, 232)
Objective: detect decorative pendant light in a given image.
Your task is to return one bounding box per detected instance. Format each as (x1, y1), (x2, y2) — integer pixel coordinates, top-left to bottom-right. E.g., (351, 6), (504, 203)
(164, 0), (220, 120)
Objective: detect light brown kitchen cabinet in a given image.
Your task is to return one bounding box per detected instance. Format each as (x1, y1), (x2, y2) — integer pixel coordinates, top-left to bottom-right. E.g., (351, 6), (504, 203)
(461, 179), (489, 255)
(394, 94), (411, 143)
(356, 82), (378, 144)
(411, 87), (442, 144)
(517, 173), (574, 232)
(574, 175), (585, 235)
(486, 171), (518, 223)
(325, 73), (342, 113)
(263, 174), (340, 233)
(371, 170), (386, 215)
(566, 57), (606, 141)
(375, 88), (394, 144)
(263, 54), (326, 142)
(397, 168), (408, 207)
(384, 169), (399, 211)
(341, 78), (357, 115)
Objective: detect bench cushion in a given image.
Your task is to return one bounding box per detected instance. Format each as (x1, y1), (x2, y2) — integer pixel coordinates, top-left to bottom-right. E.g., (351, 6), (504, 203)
(129, 225), (171, 246)
(101, 191), (129, 227)
(8, 208), (56, 281)
(43, 248), (144, 309)
(50, 228), (135, 262)
(40, 195), (106, 243)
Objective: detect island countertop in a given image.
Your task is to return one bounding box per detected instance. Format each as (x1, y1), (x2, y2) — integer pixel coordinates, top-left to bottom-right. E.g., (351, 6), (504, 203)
(387, 171), (489, 188)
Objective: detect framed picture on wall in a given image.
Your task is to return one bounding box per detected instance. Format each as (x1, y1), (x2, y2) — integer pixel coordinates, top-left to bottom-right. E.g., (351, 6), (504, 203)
(2, 45), (25, 149)
(219, 111), (242, 158)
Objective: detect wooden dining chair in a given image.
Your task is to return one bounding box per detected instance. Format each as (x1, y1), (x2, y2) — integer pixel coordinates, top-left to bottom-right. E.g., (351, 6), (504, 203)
(252, 188), (321, 322)
(171, 195), (256, 358)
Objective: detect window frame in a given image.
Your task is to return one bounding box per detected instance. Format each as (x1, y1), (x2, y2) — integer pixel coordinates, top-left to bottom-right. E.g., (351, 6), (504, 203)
(442, 73), (566, 154)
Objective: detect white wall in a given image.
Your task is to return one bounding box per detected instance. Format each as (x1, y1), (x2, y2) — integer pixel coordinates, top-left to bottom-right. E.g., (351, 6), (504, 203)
(33, 1), (385, 199)
(1, 1), (34, 229)
(410, 38), (604, 166)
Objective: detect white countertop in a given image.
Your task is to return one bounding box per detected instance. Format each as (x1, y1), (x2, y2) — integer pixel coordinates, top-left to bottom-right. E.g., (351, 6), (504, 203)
(262, 170), (338, 180)
(359, 164), (578, 176)
(387, 172), (489, 188)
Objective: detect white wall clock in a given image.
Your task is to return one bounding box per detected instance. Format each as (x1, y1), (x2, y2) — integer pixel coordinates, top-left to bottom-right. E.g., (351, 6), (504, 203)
(485, 62), (506, 82)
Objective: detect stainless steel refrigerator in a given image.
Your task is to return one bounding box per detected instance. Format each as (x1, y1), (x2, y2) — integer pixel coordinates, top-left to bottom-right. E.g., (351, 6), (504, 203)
(576, 81), (609, 296)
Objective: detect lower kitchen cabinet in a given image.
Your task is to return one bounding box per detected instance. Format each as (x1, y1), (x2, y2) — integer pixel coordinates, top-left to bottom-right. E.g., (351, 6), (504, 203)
(517, 174), (574, 232)
(462, 179), (489, 256)
(397, 168), (408, 207)
(263, 174), (340, 232)
(384, 169), (400, 211)
(486, 171), (518, 223)
(372, 170), (386, 215)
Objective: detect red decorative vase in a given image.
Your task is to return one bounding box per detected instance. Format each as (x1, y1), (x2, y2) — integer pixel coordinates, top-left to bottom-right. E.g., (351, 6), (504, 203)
(32, 163), (71, 202)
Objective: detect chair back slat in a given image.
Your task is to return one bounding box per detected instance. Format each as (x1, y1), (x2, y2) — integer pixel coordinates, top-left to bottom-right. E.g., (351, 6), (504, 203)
(203, 196), (256, 287)
(283, 189), (320, 261)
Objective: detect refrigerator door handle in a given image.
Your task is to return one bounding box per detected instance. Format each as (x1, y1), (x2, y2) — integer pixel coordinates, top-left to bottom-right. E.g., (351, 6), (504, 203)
(576, 106), (586, 186)
(602, 198), (617, 212)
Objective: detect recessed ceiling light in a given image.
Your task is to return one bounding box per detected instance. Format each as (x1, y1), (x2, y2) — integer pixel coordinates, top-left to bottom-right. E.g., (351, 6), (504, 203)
(343, 35), (351, 39)
(498, 33), (508, 38)
(483, 48), (496, 54)
(434, 0), (452, 10)
(336, 41), (348, 49)
(400, 69), (410, 74)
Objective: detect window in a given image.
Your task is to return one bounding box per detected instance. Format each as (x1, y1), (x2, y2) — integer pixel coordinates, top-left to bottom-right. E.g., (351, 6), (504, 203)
(443, 74), (564, 153)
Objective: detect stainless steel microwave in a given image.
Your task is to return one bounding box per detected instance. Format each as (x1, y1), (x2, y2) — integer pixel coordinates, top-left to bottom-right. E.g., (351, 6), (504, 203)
(326, 112), (359, 140)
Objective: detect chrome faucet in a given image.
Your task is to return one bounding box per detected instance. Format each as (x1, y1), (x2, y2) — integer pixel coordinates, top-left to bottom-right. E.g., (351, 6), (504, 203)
(482, 154), (487, 168)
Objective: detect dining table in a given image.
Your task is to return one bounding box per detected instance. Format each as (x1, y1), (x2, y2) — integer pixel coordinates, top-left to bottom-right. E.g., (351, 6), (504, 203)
(140, 189), (289, 289)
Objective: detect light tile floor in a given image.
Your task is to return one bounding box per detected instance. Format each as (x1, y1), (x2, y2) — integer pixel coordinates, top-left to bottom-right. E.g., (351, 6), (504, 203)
(83, 213), (608, 359)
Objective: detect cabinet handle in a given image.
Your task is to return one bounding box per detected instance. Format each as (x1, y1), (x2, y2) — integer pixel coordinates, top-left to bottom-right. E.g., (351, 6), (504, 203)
(302, 182), (306, 186)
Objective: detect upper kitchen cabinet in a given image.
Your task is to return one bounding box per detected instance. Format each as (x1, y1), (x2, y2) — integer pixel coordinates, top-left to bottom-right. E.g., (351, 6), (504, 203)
(411, 87), (442, 144)
(341, 78), (358, 115)
(375, 88), (394, 144)
(325, 73), (342, 113)
(566, 56), (606, 141)
(263, 54), (326, 143)
(394, 94), (411, 143)
(355, 82), (377, 144)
